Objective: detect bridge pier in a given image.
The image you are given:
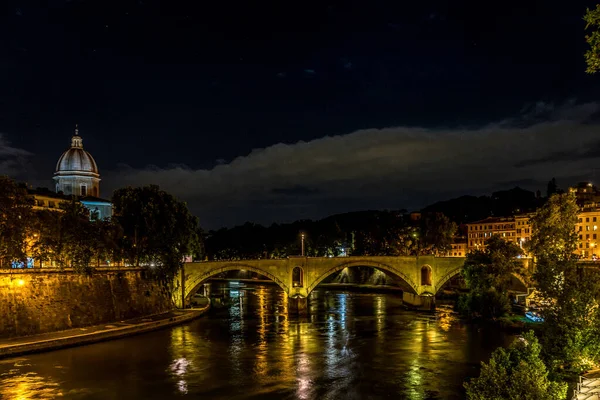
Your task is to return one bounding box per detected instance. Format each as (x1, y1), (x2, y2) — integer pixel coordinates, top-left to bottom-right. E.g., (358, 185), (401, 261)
(288, 296), (308, 316)
(402, 292), (435, 311)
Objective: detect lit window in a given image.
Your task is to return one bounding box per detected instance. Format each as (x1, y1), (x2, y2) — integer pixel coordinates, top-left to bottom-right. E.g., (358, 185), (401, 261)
(587, 226), (590, 231)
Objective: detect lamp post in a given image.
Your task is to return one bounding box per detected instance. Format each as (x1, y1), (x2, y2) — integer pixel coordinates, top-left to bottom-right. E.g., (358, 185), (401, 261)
(412, 232), (420, 257)
(301, 233), (305, 257)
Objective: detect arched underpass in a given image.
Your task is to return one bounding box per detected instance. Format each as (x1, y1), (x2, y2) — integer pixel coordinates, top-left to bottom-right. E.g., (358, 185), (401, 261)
(313, 265), (418, 294)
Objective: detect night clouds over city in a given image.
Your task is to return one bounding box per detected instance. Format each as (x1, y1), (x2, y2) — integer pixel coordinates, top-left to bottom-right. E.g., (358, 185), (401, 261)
(2, 0), (600, 228)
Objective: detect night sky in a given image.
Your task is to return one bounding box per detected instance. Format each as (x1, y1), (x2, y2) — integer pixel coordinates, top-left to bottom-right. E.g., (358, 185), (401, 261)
(2, 0), (600, 228)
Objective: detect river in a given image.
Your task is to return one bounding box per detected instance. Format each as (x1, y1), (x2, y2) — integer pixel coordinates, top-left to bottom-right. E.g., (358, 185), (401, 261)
(0, 283), (513, 400)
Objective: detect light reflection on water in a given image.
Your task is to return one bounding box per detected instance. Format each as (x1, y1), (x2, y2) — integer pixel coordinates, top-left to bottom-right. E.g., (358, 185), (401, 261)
(0, 284), (512, 400)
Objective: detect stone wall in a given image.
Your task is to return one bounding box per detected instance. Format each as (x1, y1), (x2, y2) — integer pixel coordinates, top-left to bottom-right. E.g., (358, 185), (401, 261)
(0, 268), (171, 338)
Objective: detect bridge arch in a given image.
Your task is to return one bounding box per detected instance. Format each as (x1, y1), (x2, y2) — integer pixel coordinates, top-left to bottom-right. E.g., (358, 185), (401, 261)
(183, 263), (289, 302)
(306, 259), (419, 295)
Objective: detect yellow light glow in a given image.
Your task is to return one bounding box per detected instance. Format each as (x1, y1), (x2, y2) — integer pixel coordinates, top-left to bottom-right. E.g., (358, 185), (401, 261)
(16, 279), (25, 287)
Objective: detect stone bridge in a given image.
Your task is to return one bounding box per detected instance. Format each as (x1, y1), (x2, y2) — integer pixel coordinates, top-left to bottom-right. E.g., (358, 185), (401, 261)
(173, 256), (466, 309)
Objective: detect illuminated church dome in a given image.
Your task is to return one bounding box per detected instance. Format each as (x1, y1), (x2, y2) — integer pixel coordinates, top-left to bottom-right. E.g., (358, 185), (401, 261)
(53, 125), (101, 197)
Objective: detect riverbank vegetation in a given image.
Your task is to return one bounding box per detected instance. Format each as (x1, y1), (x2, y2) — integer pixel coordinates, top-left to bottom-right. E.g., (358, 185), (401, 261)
(465, 331), (567, 400)
(0, 177), (203, 285)
(464, 193), (600, 398)
(457, 235), (524, 319)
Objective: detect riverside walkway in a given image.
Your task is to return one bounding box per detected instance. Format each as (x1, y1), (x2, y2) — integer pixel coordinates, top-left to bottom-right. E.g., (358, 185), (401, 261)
(0, 304), (209, 359)
(573, 372), (600, 400)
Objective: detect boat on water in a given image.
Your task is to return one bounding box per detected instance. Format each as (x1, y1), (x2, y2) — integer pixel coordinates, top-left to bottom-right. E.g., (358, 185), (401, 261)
(525, 311), (544, 323)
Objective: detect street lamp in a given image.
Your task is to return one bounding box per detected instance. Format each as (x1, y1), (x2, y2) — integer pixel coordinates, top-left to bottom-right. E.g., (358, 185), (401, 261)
(300, 233), (306, 257)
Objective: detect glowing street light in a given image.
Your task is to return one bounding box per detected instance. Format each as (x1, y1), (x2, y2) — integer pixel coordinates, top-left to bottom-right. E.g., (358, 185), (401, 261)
(300, 232), (306, 257)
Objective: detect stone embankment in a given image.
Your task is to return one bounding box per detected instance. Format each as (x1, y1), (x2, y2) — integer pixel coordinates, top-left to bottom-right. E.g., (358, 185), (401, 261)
(0, 267), (211, 358)
(0, 267), (171, 338)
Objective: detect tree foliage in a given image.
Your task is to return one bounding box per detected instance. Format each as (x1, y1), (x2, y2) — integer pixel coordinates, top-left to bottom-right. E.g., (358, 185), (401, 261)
(464, 331), (568, 400)
(419, 212), (457, 255)
(529, 192), (600, 375)
(0, 176), (34, 267)
(1, 177), (202, 293)
(585, 4), (600, 74)
(459, 235), (523, 319)
(112, 185), (203, 283)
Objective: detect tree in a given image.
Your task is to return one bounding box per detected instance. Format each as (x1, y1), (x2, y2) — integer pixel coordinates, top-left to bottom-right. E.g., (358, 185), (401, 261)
(59, 199), (98, 272)
(420, 212), (457, 255)
(112, 185), (203, 285)
(528, 192), (600, 375)
(464, 331), (567, 400)
(585, 4), (600, 74)
(459, 235), (524, 319)
(389, 225), (420, 256)
(90, 217), (124, 267)
(0, 176), (34, 268)
(29, 209), (61, 267)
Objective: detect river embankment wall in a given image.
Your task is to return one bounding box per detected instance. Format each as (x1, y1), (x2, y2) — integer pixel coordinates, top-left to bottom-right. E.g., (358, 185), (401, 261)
(0, 268), (171, 338)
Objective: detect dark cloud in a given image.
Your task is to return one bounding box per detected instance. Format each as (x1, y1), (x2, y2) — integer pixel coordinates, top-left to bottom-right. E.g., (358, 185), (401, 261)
(0, 134), (32, 177)
(271, 186), (320, 196)
(103, 102), (600, 229)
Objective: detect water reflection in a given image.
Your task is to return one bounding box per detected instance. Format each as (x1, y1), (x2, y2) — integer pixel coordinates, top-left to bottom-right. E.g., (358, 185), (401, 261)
(0, 283), (513, 400)
(0, 364), (64, 400)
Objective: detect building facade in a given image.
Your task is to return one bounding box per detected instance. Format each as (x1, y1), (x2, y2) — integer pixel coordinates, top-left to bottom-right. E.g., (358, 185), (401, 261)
(576, 207), (600, 259)
(446, 241), (467, 257)
(466, 217), (518, 252)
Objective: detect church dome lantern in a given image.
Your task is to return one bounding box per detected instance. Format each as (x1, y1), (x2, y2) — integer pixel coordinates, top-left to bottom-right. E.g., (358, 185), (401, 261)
(53, 125), (101, 197)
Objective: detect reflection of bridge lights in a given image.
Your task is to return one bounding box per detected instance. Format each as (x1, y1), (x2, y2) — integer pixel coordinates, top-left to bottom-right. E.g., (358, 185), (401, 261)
(170, 357), (190, 376)
(170, 358), (190, 395)
(0, 369), (64, 399)
(338, 293), (347, 326)
(374, 296), (386, 332)
(255, 289), (268, 380)
(296, 352), (312, 400)
(406, 358), (424, 397)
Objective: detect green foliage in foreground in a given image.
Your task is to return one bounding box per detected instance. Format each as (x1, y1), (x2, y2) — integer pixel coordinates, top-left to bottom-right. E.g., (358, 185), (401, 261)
(458, 235), (523, 319)
(585, 4), (600, 74)
(464, 331), (568, 400)
(529, 193), (600, 375)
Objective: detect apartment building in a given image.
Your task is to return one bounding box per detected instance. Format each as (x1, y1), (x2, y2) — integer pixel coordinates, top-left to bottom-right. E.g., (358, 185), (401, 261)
(446, 241), (467, 257)
(576, 207), (600, 259)
(466, 217), (518, 252)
